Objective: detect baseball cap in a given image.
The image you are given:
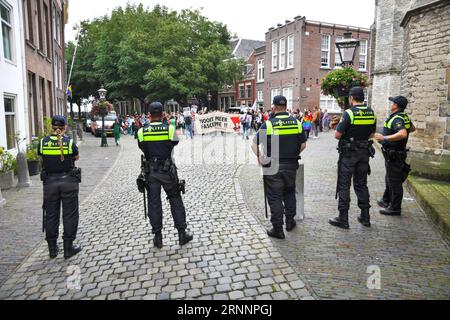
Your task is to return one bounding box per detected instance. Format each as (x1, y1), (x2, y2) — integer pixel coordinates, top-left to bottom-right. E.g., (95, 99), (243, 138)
(149, 102), (163, 113)
(51, 115), (66, 127)
(348, 86), (365, 100)
(273, 95), (287, 107)
(389, 96), (408, 109)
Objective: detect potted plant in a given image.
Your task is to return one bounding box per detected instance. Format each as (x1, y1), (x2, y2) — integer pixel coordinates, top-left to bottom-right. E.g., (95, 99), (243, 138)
(0, 147), (16, 190)
(26, 143), (41, 176)
(321, 68), (369, 109)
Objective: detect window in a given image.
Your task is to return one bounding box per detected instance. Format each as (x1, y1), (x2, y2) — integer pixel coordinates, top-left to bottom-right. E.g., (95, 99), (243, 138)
(245, 83), (252, 99)
(271, 88), (281, 103)
(320, 93), (341, 113)
(1, 1), (12, 60)
(44, 3), (50, 56)
(239, 84), (245, 99)
(257, 59), (264, 82)
(279, 38), (286, 70)
(359, 39), (368, 71)
(282, 87), (293, 109)
(271, 41), (278, 71)
(37, 0), (43, 52)
(334, 36), (343, 68)
(321, 34), (331, 68)
(52, 3), (56, 41)
(56, 12), (61, 44)
(4, 95), (16, 150)
(257, 90), (263, 102)
(287, 35), (294, 68)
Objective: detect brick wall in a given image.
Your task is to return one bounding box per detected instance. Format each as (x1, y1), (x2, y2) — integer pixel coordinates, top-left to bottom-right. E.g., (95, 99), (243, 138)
(401, 1), (450, 152)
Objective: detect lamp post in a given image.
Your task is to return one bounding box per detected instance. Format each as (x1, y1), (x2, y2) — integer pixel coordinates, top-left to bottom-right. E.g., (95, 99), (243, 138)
(98, 85), (108, 147)
(207, 91), (212, 111)
(335, 32), (360, 109)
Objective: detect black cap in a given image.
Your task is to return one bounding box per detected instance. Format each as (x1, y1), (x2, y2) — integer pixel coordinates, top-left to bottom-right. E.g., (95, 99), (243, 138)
(389, 96), (408, 109)
(273, 95), (287, 107)
(51, 115), (66, 127)
(149, 102), (163, 113)
(349, 86), (365, 100)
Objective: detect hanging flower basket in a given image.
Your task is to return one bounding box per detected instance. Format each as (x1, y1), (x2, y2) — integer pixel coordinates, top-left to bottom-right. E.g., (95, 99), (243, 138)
(91, 101), (113, 117)
(321, 67), (369, 102)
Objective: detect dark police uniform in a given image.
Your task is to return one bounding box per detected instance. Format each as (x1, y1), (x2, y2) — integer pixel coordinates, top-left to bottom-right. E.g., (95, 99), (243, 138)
(38, 116), (82, 259)
(137, 102), (192, 248)
(331, 93), (376, 229)
(380, 99), (413, 215)
(254, 96), (307, 238)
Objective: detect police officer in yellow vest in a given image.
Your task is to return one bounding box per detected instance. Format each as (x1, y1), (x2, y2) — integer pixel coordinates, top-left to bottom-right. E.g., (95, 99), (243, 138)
(252, 96), (307, 239)
(330, 87), (377, 229)
(38, 116), (82, 260)
(137, 102), (193, 249)
(374, 96), (416, 216)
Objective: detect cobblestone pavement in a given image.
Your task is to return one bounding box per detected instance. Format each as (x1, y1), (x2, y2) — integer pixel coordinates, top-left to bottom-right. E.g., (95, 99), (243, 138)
(0, 135), (121, 286)
(239, 131), (450, 300)
(0, 134), (314, 300)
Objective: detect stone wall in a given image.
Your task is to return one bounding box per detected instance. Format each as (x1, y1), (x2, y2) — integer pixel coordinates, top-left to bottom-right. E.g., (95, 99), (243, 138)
(400, 0), (450, 179)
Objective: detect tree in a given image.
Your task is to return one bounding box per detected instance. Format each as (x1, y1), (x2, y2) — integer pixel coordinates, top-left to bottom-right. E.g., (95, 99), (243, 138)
(65, 4), (242, 108)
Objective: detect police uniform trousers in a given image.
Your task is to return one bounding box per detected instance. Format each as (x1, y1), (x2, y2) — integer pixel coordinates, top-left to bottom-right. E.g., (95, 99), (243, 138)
(263, 162), (298, 227)
(146, 170), (187, 234)
(44, 174), (80, 241)
(382, 151), (406, 211)
(338, 148), (371, 212)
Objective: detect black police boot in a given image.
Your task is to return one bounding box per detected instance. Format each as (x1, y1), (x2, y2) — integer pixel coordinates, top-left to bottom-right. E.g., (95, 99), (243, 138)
(377, 199), (389, 208)
(285, 219), (297, 232)
(63, 240), (82, 260)
(358, 209), (371, 227)
(329, 211), (350, 229)
(267, 227), (285, 239)
(153, 232), (163, 249)
(47, 240), (59, 259)
(380, 207), (401, 216)
(178, 230), (193, 246)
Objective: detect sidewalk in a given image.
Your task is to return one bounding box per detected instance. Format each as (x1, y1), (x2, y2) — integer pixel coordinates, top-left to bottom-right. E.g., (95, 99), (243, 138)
(0, 135), (121, 286)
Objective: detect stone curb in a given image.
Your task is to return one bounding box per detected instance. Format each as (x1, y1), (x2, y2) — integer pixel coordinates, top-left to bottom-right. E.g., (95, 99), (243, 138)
(406, 176), (450, 246)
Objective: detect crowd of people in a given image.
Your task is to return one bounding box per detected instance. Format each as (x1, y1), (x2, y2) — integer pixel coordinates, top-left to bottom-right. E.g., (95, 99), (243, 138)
(236, 107), (334, 141)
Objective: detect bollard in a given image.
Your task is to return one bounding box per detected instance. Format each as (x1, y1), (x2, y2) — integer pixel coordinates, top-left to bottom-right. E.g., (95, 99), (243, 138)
(0, 188), (5, 207)
(72, 130), (78, 145)
(77, 124), (83, 141)
(16, 151), (31, 188)
(295, 163), (305, 221)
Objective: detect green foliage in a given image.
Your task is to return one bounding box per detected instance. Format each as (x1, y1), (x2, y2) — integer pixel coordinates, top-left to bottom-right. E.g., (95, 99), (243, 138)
(0, 146), (15, 173)
(321, 67), (369, 102)
(66, 4), (239, 105)
(26, 144), (39, 161)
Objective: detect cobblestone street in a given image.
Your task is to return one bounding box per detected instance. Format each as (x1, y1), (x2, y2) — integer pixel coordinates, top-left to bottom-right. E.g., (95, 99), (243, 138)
(240, 131), (450, 300)
(0, 133), (313, 300)
(0, 131), (449, 300)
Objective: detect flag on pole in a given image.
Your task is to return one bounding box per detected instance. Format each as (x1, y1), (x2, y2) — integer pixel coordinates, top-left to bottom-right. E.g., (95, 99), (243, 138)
(66, 85), (73, 99)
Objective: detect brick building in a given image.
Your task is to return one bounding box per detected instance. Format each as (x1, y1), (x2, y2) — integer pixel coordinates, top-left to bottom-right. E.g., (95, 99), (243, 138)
(370, 0), (450, 179)
(263, 16), (371, 113)
(254, 45), (266, 110)
(23, 0), (66, 138)
(218, 38), (265, 112)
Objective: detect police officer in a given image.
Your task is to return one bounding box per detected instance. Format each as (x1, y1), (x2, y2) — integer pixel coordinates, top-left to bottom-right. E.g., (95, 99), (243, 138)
(374, 96), (416, 216)
(329, 87), (377, 229)
(252, 96), (307, 239)
(38, 116), (82, 260)
(137, 102), (193, 249)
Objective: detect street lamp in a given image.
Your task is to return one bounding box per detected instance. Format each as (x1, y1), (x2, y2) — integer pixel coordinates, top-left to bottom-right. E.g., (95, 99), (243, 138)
(335, 32), (360, 68)
(98, 85), (108, 147)
(335, 32), (360, 109)
(207, 91), (212, 111)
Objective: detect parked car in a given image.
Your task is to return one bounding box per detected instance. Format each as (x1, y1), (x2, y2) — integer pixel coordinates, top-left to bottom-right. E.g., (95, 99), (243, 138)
(83, 117), (93, 133)
(91, 112), (117, 137)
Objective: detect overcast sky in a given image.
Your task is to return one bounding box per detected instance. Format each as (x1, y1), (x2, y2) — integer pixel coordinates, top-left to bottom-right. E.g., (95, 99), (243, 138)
(66, 0), (376, 42)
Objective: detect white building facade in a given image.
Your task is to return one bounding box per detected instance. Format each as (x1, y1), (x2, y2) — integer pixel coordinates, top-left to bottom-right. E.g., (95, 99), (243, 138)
(0, 0), (28, 151)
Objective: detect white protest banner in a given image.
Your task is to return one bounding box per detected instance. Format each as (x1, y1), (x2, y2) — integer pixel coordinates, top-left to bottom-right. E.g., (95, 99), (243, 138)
(195, 112), (235, 134)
